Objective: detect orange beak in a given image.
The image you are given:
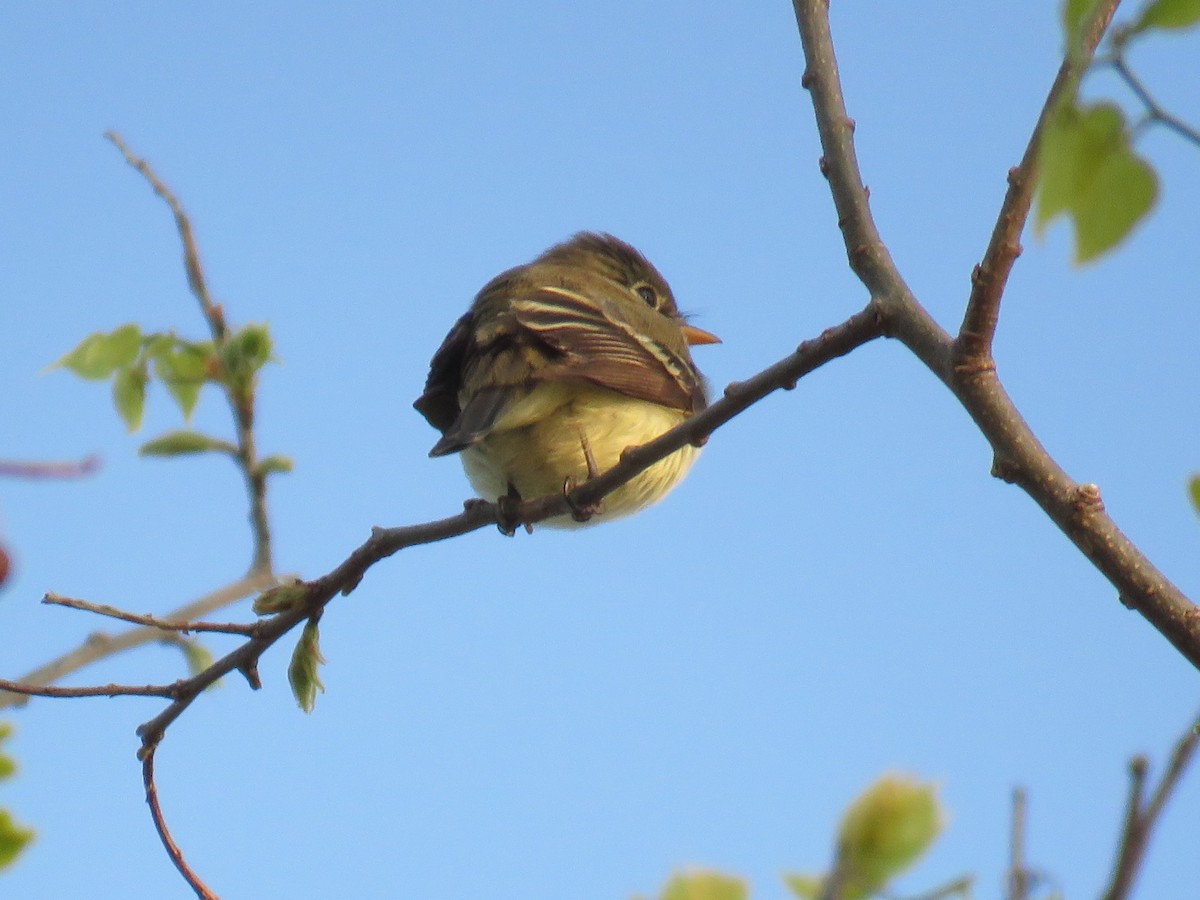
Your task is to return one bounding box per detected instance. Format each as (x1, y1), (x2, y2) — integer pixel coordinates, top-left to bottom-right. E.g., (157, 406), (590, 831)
(681, 324), (721, 346)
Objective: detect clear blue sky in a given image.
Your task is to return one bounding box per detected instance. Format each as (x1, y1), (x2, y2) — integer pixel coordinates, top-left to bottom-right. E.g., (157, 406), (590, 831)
(2, 3), (1198, 898)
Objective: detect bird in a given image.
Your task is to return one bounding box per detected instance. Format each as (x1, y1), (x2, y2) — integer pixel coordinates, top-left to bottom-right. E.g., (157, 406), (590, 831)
(414, 232), (719, 527)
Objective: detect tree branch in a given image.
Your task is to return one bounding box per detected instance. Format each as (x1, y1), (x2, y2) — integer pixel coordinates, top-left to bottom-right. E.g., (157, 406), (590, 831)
(142, 746), (219, 900)
(1102, 712), (1200, 900)
(792, 0), (1200, 670)
(954, 0), (1121, 364)
(0, 455), (100, 480)
(42, 592), (257, 636)
(106, 131), (273, 573)
(1007, 787), (1030, 900)
(0, 570), (274, 711)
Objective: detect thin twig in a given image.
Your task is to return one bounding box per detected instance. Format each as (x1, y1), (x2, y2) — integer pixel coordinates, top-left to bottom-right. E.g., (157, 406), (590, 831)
(0, 570), (274, 711)
(1102, 712), (1200, 900)
(791, 0), (1200, 670)
(106, 131), (273, 573)
(1109, 55), (1200, 147)
(0, 455), (100, 480)
(1007, 788), (1029, 900)
(142, 746), (219, 900)
(43, 592), (257, 636)
(0, 678), (178, 699)
(953, 0), (1121, 364)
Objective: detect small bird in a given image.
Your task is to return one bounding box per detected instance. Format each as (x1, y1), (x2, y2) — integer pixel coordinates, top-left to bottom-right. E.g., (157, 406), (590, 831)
(414, 232), (719, 527)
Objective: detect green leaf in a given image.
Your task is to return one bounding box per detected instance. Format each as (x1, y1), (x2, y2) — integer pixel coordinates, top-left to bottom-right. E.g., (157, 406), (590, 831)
(153, 341), (215, 420)
(113, 363), (148, 432)
(54, 324), (142, 380)
(1133, 0), (1200, 32)
(288, 620), (326, 713)
(1188, 475), (1200, 516)
(782, 873), (823, 899)
(1036, 101), (1158, 263)
(138, 430), (237, 458)
(0, 755), (14, 782)
(1074, 140), (1158, 262)
(0, 809), (34, 870)
(180, 640), (215, 678)
(834, 774), (944, 900)
(253, 580), (308, 615)
(256, 455), (295, 477)
(659, 871), (747, 900)
(219, 324), (274, 394)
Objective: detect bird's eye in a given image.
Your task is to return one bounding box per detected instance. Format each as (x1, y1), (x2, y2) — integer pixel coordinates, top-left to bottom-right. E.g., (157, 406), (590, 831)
(635, 284), (658, 308)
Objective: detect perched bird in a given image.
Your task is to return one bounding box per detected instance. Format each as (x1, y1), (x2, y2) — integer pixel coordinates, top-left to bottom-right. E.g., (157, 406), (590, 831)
(414, 232), (719, 527)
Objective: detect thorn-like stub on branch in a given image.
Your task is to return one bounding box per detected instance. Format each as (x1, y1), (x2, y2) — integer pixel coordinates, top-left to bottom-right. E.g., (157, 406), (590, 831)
(1074, 482), (1105, 514)
(970, 264), (986, 286)
(991, 455), (1020, 484)
(238, 661), (262, 690)
(801, 68), (814, 90)
(844, 116), (856, 133)
(1117, 592), (1138, 610)
(818, 156), (831, 178)
(1007, 166), (1022, 186)
(689, 434), (709, 449)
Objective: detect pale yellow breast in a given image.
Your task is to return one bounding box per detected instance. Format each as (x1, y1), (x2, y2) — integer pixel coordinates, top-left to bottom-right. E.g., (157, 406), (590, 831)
(460, 384), (699, 527)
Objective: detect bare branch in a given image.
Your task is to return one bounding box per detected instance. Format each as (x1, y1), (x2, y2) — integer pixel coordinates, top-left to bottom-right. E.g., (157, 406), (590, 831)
(42, 592), (257, 636)
(1109, 54), (1200, 148)
(0, 570), (274, 711)
(791, 0), (1200, 670)
(142, 746), (219, 900)
(0, 455), (100, 480)
(1103, 712), (1200, 900)
(0, 677), (178, 700)
(954, 0), (1122, 364)
(1007, 787), (1030, 900)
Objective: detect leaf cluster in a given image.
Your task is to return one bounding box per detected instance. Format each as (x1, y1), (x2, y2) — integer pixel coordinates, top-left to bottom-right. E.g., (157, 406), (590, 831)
(0, 723), (33, 870)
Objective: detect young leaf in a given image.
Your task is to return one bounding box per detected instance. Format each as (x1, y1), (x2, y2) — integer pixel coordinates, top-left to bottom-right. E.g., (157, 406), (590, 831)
(54, 324), (142, 380)
(139, 430), (237, 458)
(256, 455), (295, 477)
(1036, 101), (1158, 263)
(1188, 475), (1200, 516)
(834, 774), (944, 900)
(659, 871), (747, 900)
(253, 580), (308, 615)
(1133, 0), (1200, 32)
(782, 873), (822, 899)
(288, 620), (326, 713)
(219, 323), (274, 394)
(0, 809), (34, 870)
(113, 363), (148, 432)
(153, 341), (215, 420)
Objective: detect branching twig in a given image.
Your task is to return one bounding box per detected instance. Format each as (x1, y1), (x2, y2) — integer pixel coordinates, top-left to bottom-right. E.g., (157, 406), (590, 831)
(43, 592), (257, 636)
(954, 1), (1121, 364)
(106, 131), (273, 573)
(791, 0), (1200, 670)
(0, 570), (274, 711)
(1102, 711), (1200, 900)
(1108, 53), (1200, 147)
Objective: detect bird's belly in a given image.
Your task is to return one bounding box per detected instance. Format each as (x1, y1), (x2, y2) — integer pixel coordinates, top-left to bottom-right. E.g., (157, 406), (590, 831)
(460, 386), (699, 527)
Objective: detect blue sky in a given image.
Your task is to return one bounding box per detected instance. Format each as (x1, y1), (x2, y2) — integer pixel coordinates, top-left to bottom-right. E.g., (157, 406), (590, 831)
(2, 3), (1198, 898)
